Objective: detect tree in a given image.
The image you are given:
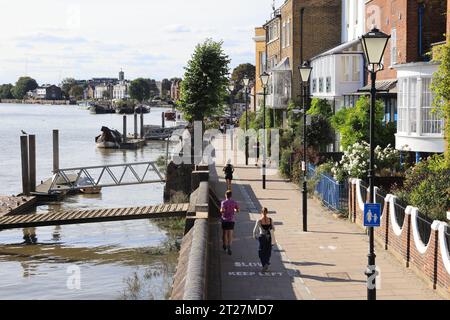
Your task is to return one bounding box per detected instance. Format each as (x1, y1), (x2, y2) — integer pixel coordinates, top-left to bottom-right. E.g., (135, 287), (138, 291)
(431, 43), (450, 167)
(178, 39), (230, 122)
(12, 76), (38, 99)
(129, 78), (151, 102)
(145, 79), (159, 97)
(231, 63), (256, 102)
(69, 85), (84, 100)
(330, 96), (395, 150)
(161, 79), (171, 98)
(102, 90), (111, 99)
(61, 78), (77, 98)
(0, 84), (14, 99)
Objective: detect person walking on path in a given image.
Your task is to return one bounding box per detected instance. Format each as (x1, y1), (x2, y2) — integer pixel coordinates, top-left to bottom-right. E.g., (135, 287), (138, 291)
(253, 208), (275, 272)
(220, 190), (240, 255)
(222, 160), (234, 190)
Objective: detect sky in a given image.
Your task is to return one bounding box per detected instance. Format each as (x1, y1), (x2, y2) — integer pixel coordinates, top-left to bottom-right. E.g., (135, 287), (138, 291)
(0, 0), (284, 85)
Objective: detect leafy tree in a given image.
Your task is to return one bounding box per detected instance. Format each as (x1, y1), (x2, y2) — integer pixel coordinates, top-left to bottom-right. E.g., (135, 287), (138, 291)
(431, 43), (450, 167)
(61, 78), (77, 98)
(129, 78), (151, 102)
(231, 63), (256, 102)
(161, 79), (171, 98)
(0, 84), (14, 99)
(330, 96), (395, 150)
(178, 39), (230, 122)
(306, 99), (334, 152)
(102, 90), (111, 99)
(69, 85), (84, 100)
(12, 76), (38, 99)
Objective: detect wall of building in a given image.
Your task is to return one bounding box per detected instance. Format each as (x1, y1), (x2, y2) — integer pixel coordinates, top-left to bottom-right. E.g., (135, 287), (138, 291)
(365, 0), (447, 81)
(254, 27), (266, 109)
(292, 0), (342, 103)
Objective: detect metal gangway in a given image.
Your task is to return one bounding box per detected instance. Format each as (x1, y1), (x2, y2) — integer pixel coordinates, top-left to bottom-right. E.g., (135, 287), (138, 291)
(45, 161), (165, 194)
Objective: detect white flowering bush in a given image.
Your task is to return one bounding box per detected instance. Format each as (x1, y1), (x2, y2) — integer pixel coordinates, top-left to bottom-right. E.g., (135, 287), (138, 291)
(331, 142), (400, 182)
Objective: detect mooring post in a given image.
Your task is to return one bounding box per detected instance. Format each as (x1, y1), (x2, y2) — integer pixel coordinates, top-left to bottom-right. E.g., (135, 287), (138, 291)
(123, 115), (127, 143)
(162, 112), (165, 128)
(166, 138), (169, 168)
(20, 136), (30, 196)
(134, 112), (138, 139)
(140, 112), (144, 139)
(52, 130), (59, 173)
(28, 134), (36, 192)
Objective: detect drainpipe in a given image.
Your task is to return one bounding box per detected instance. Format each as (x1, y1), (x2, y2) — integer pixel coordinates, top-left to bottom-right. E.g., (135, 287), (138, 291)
(300, 7), (305, 105)
(418, 4), (425, 59)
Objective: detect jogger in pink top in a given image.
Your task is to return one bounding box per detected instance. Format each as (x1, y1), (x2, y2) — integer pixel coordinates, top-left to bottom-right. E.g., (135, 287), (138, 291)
(220, 190), (239, 255)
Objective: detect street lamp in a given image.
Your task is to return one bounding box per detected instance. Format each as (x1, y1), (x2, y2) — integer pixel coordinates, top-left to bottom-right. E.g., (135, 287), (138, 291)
(228, 82), (235, 150)
(360, 27), (390, 301)
(299, 61), (312, 233)
(243, 76), (250, 166)
(260, 72), (270, 190)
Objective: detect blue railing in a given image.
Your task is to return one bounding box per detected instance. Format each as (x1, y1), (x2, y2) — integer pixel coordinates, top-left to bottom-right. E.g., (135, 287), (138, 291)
(308, 164), (348, 212)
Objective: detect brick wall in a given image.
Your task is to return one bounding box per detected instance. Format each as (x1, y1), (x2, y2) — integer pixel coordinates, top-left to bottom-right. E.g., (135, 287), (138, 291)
(365, 0), (447, 81)
(292, 0), (342, 103)
(349, 180), (450, 298)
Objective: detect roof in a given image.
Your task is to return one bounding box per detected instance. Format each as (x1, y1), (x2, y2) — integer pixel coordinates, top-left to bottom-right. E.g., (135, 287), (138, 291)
(311, 39), (363, 61)
(272, 57), (290, 71)
(358, 80), (398, 93)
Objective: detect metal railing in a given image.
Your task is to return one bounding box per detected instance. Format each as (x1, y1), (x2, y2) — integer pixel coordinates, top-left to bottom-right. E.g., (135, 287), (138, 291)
(416, 212), (433, 245)
(49, 161), (165, 193)
(309, 164), (348, 212)
(393, 201), (406, 229)
(445, 226), (450, 256)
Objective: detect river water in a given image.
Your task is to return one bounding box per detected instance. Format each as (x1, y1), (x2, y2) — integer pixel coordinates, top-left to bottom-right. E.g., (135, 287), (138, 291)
(0, 103), (182, 300)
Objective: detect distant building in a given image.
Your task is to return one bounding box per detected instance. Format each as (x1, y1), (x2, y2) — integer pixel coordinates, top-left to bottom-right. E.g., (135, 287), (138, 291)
(28, 85), (62, 100)
(156, 81), (163, 97)
(94, 83), (114, 100)
(119, 69), (125, 82)
(170, 79), (182, 102)
(84, 85), (95, 100)
(113, 81), (130, 100)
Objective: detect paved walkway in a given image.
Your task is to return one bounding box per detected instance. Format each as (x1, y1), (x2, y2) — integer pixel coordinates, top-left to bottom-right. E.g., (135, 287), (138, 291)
(208, 142), (442, 300)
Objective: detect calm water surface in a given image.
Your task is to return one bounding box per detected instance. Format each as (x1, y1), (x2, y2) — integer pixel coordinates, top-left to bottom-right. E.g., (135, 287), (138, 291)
(0, 103), (181, 300)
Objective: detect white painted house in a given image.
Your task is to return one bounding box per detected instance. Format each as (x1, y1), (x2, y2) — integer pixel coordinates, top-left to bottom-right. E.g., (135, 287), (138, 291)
(395, 62), (445, 154)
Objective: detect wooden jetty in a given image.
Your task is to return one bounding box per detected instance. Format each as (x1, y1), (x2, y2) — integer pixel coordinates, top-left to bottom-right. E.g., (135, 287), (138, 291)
(0, 203), (189, 230)
(0, 196), (36, 217)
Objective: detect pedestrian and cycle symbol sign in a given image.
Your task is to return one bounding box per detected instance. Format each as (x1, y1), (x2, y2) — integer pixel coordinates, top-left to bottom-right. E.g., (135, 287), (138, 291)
(364, 204), (382, 227)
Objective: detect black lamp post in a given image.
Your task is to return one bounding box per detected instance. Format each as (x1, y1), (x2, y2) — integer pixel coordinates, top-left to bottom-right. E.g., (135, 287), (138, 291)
(260, 72), (270, 190)
(243, 76), (250, 166)
(360, 27), (390, 301)
(299, 61), (312, 233)
(228, 83), (235, 150)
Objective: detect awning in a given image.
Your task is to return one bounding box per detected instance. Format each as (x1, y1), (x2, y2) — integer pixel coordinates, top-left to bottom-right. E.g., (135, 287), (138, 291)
(272, 57), (290, 71)
(358, 80), (397, 93)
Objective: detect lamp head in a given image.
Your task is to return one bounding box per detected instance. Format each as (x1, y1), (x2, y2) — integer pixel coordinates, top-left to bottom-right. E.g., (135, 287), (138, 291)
(298, 61), (312, 83)
(360, 28), (390, 66)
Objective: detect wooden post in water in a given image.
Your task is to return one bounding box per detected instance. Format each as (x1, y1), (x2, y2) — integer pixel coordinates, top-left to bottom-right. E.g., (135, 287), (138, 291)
(140, 112), (144, 139)
(123, 115), (127, 143)
(162, 112), (165, 128)
(134, 113), (138, 139)
(52, 130), (59, 173)
(166, 138), (169, 168)
(28, 135), (36, 192)
(20, 136), (30, 196)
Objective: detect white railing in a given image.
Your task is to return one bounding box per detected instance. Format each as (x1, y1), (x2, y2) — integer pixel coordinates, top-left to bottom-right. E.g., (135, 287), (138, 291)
(351, 178), (450, 275)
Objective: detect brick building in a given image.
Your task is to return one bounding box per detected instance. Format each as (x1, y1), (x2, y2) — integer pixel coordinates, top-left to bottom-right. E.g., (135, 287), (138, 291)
(364, 0), (448, 156)
(254, 0), (342, 110)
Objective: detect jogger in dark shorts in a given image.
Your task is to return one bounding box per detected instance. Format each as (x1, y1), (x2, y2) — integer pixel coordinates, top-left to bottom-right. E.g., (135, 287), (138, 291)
(223, 160), (234, 190)
(220, 190), (240, 255)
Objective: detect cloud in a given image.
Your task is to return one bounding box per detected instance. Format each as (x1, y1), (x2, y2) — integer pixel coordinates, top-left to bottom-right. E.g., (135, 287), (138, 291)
(163, 24), (191, 33)
(15, 33), (88, 45)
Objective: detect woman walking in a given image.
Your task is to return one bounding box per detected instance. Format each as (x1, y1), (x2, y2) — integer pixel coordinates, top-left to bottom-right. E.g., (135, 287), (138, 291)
(253, 208), (275, 272)
(220, 190), (240, 255)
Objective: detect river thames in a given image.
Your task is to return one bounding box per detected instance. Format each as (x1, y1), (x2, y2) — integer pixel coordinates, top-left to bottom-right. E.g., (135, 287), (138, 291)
(0, 103), (182, 300)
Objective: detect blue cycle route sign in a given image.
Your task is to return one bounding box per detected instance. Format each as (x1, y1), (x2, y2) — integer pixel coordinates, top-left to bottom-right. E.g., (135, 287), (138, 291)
(364, 203), (382, 227)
